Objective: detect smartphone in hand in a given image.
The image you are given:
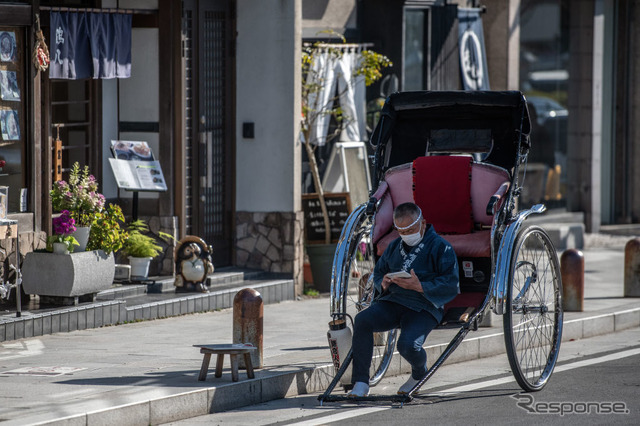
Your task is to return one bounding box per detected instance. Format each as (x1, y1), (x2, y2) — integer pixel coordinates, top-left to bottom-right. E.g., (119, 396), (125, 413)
(386, 270), (411, 279)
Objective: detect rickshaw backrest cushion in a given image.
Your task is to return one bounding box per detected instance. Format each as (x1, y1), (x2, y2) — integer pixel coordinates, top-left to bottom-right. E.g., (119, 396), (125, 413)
(412, 156), (473, 235)
(386, 163), (414, 206)
(470, 163), (511, 226)
(371, 163), (413, 245)
(372, 158), (510, 257)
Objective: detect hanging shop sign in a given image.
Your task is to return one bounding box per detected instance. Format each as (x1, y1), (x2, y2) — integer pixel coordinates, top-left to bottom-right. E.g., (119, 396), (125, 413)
(458, 8), (490, 91)
(49, 11), (131, 80)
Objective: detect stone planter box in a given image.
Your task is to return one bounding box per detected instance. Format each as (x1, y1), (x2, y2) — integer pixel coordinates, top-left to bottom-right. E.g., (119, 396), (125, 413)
(22, 250), (115, 299)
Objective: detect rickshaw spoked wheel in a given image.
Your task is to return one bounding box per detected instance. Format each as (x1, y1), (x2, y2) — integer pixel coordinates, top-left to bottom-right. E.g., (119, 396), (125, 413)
(504, 225), (563, 392)
(339, 213), (397, 388)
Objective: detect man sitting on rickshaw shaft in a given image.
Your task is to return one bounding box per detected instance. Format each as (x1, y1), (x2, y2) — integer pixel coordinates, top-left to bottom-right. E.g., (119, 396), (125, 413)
(349, 202), (460, 397)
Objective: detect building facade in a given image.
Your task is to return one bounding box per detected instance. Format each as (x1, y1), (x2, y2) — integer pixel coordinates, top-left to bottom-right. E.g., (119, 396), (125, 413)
(0, 0), (637, 297)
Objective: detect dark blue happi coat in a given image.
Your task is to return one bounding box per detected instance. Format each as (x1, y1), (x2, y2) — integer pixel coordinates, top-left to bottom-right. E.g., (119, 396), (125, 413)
(373, 224), (460, 322)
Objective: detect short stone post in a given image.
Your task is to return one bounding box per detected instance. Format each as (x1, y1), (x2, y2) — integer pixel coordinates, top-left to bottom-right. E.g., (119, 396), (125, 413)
(561, 249), (584, 312)
(233, 288), (263, 369)
(624, 238), (640, 297)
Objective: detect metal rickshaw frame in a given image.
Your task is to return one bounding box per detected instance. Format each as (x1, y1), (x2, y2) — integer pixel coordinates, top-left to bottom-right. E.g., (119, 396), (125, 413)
(319, 90), (563, 405)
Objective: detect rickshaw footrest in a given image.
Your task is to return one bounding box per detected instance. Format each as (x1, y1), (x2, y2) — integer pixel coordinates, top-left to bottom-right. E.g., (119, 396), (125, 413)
(318, 394), (412, 404)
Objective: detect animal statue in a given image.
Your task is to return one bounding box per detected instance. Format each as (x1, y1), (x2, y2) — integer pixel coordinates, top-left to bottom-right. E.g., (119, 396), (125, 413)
(174, 236), (214, 293)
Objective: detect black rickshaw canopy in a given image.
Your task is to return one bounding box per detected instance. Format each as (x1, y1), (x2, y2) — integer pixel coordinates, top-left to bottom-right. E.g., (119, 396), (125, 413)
(370, 90), (532, 182)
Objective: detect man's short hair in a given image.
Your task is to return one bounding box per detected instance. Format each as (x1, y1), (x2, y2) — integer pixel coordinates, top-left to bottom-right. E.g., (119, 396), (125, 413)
(394, 202), (421, 222)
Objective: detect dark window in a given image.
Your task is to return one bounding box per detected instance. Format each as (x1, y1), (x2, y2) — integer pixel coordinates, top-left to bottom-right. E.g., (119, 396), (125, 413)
(0, 26), (27, 213)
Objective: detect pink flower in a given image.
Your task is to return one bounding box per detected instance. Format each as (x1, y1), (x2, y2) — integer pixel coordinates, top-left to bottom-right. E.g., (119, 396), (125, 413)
(50, 162), (106, 227)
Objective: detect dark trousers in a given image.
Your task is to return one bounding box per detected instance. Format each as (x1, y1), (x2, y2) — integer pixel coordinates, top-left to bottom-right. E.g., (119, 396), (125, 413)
(351, 300), (438, 384)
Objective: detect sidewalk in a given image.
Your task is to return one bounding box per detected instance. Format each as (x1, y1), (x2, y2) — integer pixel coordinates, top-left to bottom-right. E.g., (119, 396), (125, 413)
(0, 238), (638, 425)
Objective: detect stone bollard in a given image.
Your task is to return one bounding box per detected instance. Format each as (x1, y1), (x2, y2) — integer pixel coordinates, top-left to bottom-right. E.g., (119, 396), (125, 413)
(624, 238), (640, 297)
(233, 288), (263, 369)
(561, 249), (584, 311)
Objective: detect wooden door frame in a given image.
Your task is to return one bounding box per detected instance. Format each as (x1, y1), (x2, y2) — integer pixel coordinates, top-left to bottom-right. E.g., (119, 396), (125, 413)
(178, 0), (236, 263)
(159, 0), (181, 221)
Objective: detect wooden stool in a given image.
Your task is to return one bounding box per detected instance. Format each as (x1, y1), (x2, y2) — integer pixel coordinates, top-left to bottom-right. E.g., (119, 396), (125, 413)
(194, 344), (257, 382)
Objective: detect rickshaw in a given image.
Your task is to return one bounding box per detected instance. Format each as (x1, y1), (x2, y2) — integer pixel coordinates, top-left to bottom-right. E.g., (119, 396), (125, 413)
(319, 90), (563, 404)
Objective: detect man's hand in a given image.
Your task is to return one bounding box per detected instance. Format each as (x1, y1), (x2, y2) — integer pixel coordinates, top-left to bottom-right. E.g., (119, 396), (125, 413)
(381, 274), (392, 292)
(389, 269), (423, 293)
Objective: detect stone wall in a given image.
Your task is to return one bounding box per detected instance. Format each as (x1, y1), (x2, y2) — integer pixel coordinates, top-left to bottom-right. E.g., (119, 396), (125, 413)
(235, 211), (304, 295)
(0, 230), (47, 264)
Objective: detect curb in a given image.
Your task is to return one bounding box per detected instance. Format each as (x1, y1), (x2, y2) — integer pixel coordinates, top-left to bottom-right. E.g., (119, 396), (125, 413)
(17, 305), (640, 426)
(0, 279), (294, 343)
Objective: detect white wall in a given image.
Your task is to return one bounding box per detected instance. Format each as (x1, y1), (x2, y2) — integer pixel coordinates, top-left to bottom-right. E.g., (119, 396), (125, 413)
(102, 78), (118, 198)
(99, 0), (160, 201)
(100, 0), (119, 198)
(117, 27), (160, 200)
(235, 0), (301, 212)
(301, 0), (356, 37)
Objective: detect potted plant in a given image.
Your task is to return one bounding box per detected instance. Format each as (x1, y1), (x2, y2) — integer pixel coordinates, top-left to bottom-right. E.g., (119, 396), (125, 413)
(301, 32), (391, 290)
(86, 204), (128, 255)
(50, 162), (106, 251)
(46, 210), (79, 255)
(121, 220), (172, 279)
(22, 207), (121, 300)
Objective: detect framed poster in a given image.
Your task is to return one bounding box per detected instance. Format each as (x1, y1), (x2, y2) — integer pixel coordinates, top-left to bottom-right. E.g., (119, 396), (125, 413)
(0, 109), (19, 140)
(0, 186), (7, 219)
(0, 31), (16, 63)
(0, 70), (20, 101)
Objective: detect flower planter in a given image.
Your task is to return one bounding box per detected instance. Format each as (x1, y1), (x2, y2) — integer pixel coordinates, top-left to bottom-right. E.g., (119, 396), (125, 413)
(52, 242), (69, 255)
(306, 243), (337, 293)
(71, 226), (91, 252)
(22, 250), (115, 300)
(129, 256), (152, 279)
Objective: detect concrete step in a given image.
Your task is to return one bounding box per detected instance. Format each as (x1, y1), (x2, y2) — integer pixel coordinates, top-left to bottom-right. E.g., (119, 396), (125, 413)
(106, 268), (270, 295)
(527, 208), (585, 224)
(525, 208), (585, 250)
(96, 284), (148, 300)
(0, 276), (294, 342)
(537, 222), (585, 250)
(600, 224), (640, 237)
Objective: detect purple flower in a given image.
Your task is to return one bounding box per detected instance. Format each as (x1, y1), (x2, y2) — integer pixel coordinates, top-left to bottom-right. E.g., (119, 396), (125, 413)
(52, 210), (77, 236)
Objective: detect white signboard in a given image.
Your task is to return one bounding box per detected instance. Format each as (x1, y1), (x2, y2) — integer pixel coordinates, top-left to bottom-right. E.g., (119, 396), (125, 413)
(109, 158), (167, 191)
(108, 140), (167, 192)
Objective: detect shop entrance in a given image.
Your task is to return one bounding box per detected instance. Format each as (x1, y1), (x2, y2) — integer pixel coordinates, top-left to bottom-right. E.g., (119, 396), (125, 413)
(183, 0), (234, 266)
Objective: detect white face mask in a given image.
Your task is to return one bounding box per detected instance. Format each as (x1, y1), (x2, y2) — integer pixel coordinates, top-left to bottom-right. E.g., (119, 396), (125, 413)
(400, 222), (423, 246)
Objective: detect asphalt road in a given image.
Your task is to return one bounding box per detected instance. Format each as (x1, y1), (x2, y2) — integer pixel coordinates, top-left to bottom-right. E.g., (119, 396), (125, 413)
(318, 351), (640, 426)
(165, 327), (640, 426)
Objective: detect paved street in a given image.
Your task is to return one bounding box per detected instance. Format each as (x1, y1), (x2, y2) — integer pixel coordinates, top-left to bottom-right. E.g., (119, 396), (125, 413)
(168, 327), (640, 425)
(0, 243), (638, 425)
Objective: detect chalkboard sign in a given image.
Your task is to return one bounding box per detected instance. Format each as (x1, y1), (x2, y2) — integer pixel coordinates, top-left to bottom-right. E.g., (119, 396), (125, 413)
(302, 192), (351, 244)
